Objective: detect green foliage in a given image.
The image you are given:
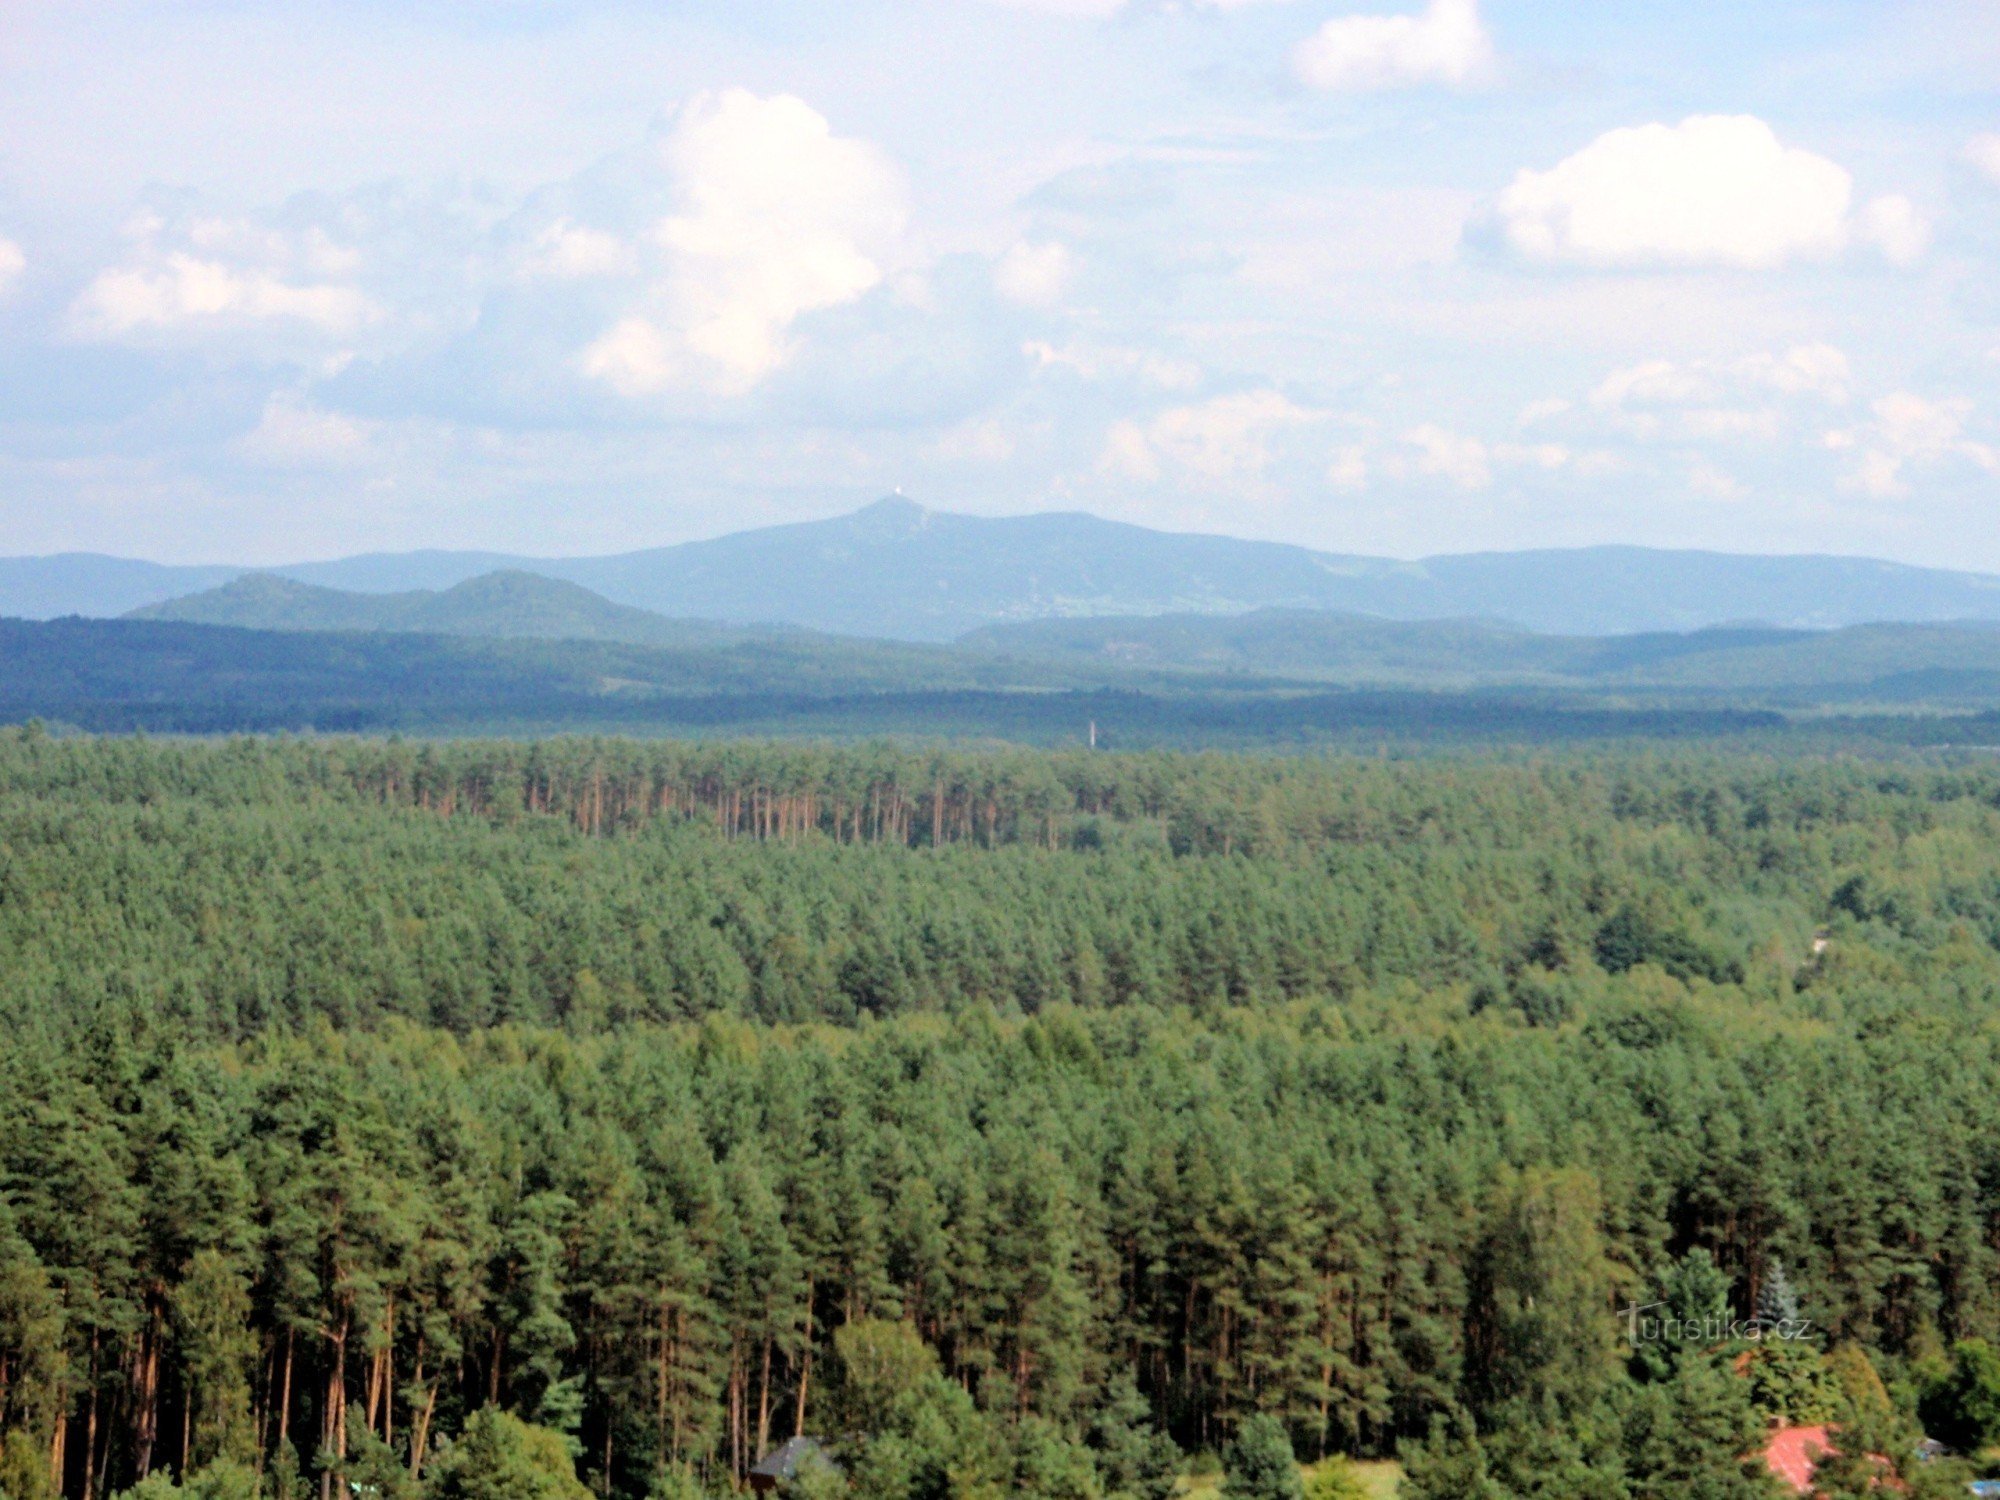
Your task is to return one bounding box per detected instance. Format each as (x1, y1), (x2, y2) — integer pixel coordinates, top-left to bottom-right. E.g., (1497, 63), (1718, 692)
(1221, 1416), (1302, 1500)
(1011, 1417), (1101, 1500)
(0, 1431), (55, 1500)
(344, 1407), (421, 1500)
(175, 1251), (256, 1469)
(1594, 904), (1743, 985)
(785, 1451), (848, 1500)
(845, 1375), (1009, 1500)
(1620, 1355), (1776, 1500)
(1664, 1250), (1733, 1341)
(832, 1320), (939, 1438)
(1466, 1170), (1622, 1415)
(1399, 1415), (1502, 1500)
(422, 1408), (591, 1500)
(1301, 1458), (1369, 1500)
(1807, 1397), (1914, 1500)
(109, 1463), (258, 1500)
(266, 1442), (309, 1500)
(1089, 1379), (1178, 1500)
(643, 1468), (706, 1500)
(1743, 1342), (1838, 1425)
(1824, 1345), (1893, 1421)
(1920, 1338), (2000, 1452)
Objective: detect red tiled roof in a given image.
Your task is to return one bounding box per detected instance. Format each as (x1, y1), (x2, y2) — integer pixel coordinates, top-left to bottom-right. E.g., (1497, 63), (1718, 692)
(1765, 1425), (1835, 1494)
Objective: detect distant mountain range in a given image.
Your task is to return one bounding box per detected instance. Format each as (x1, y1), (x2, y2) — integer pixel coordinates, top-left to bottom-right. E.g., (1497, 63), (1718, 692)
(12, 496), (2000, 638)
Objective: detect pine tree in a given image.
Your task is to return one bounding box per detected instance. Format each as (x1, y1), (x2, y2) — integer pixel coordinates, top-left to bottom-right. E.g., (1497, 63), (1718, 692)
(1221, 1415), (1302, 1500)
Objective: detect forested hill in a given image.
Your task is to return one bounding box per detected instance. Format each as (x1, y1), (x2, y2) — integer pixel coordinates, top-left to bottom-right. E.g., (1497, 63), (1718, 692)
(6, 735), (2000, 1500)
(20, 613), (2000, 747)
(0, 616), (1105, 734)
(126, 571), (744, 648)
(0, 615), (1816, 744)
(967, 608), (2000, 702)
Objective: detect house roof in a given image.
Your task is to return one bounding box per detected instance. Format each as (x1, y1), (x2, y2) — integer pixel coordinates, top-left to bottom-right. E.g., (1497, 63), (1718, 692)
(1765, 1425), (1836, 1494)
(751, 1436), (836, 1482)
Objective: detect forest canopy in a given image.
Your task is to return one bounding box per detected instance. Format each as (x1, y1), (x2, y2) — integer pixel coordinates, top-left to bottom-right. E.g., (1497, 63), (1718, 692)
(4, 732), (2000, 1499)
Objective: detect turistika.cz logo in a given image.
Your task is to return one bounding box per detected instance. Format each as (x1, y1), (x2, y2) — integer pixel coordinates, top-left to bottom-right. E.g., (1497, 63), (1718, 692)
(1620, 1302), (1814, 1346)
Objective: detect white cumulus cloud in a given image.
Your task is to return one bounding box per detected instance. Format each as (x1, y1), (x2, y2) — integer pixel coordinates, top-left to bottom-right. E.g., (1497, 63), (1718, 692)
(1857, 194), (1929, 267)
(1295, 0), (1492, 93)
(936, 418), (1018, 465)
(518, 219), (636, 281)
(1100, 389), (1322, 484)
(1026, 339), (1200, 391)
(1746, 343), (1853, 399)
(994, 241), (1077, 308)
(1833, 392), (1999, 499)
(1966, 133), (2000, 189)
(78, 255), (374, 335)
(1591, 344), (1851, 413)
(1583, 344), (1850, 448)
(1402, 424), (1492, 488)
(1492, 116), (1916, 270)
(233, 394), (377, 468)
(581, 89), (907, 400)
(1590, 360), (1715, 410)
(74, 216), (378, 338)
(1328, 445), (1368, 490)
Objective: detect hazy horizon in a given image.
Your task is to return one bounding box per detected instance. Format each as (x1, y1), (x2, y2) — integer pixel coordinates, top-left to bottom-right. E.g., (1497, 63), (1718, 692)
(19, 493), (2000, 576)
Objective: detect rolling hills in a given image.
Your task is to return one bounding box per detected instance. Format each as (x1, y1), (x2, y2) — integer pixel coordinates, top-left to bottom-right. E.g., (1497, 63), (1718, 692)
(967, 609), (2000, 703)
(130, 564), (2000, 708)
(0, 616), (1798, 743)
(129, 570), (749, 648)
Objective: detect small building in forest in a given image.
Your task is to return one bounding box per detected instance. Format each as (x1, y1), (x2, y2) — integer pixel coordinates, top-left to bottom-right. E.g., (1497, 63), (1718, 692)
(749, 1436), (839, 1493)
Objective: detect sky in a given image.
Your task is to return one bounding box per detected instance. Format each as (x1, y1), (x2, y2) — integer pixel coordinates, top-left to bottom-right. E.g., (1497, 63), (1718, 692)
(1, 0), (1998, 567)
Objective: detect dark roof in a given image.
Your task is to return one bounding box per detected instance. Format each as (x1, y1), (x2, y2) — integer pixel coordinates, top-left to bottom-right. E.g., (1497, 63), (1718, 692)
(751, 1436), (837, 1482)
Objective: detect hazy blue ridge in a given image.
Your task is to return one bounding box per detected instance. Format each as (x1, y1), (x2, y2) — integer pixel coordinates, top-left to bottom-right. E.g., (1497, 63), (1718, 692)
(14, 497), (2000, 637)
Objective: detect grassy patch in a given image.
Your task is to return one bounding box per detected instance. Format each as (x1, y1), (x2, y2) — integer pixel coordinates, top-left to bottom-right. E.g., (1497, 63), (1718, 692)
(1177, 1459), (1402, 1500)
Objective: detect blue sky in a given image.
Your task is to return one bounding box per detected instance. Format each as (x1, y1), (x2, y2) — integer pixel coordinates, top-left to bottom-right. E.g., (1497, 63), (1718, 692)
(1, 0), (1997, 566)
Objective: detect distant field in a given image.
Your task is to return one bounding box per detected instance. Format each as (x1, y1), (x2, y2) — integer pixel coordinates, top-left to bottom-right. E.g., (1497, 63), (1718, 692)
(1178, 1459), (1403, 1499)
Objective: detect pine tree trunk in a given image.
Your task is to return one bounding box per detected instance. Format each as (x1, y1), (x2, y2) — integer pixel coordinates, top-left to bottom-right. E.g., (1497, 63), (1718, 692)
(82, 1331), (100, 1500)
(134, 1309), (161, 1479)
(381, 1302), (396, 1444)
(756, 1337), (773, 1460)
(408, 1338), (433, 1482)
(277, 1328), (294, 1460)
(794, 1277), (814, 1438)
(320, 1312), (348, 1500)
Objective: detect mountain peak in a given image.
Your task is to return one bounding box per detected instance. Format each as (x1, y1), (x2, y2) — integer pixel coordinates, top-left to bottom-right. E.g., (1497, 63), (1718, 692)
(849, 494), (929, 536)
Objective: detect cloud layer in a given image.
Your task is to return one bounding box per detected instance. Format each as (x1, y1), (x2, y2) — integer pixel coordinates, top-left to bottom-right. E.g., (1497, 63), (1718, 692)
(0, 0), (1992, 569)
